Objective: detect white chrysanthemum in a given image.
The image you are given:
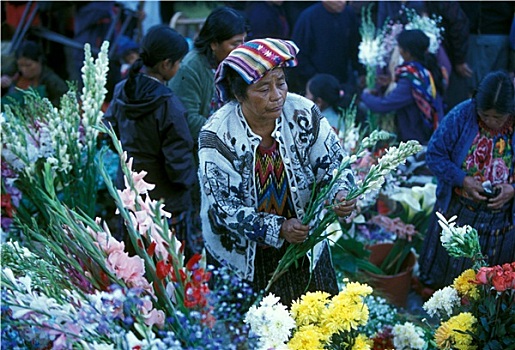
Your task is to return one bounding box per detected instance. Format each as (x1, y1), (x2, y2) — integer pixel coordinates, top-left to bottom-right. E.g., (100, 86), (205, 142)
(423, 286), (459, 318)
(392, 322), (426, 350)
(245, 293), (295, 349)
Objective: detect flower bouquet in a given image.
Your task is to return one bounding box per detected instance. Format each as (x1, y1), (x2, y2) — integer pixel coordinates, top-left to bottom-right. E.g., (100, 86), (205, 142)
(245, 281), (373, 350)
(1, 42), (255, 349)
(422, 213), (515, 349)
(1, 41), (109, 237)
(265, 131), (422, 292)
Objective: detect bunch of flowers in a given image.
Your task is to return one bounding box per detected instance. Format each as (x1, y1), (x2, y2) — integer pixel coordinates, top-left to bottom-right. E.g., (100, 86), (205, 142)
(1, 43), (253, 349)
(358, 4), (389, 89)
(265, 131), (421, 291)
(1, 41), (109, 236)
(246, 282), (373, 349)
(421, 213), (515, 349)
(404, 8), (444, 54)
(435, 212), (485, 268)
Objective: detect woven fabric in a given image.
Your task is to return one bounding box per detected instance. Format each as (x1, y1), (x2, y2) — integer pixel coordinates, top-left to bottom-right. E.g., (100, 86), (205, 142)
(255, 141), (295, 219)
(215, 38), (299, 102)
(395, 61), (438, 130)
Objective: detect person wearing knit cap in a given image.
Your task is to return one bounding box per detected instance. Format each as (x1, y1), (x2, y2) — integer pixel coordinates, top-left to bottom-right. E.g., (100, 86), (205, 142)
(198, 38), (357, 306)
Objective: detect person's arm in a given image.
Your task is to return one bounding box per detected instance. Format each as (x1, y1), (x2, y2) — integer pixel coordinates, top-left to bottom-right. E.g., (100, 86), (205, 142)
(198, 127), (285, 249)
(426, 104), (468, 188)
(169, 64), (210, 145)
(360, 78), (413, 114)
(161, 97), (196, 190)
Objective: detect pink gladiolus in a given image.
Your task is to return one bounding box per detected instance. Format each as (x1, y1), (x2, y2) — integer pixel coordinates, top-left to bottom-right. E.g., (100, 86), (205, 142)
(92, 231), (125, 254)
(118, 188), (137, 212)
(106, 251), (146, 284)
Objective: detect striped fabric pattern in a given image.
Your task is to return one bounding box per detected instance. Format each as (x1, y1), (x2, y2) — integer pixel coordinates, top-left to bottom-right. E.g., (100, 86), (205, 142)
(255, 142), (295, 219)
(215, 38), (299, 102)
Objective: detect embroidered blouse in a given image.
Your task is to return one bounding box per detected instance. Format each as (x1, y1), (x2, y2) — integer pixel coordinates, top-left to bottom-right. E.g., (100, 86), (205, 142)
(198, 92), (355, 281)
(462, 118), (514, 186)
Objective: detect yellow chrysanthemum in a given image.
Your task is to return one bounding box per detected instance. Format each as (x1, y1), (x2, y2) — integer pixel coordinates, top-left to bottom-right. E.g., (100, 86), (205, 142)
(344, 282), (373, 299)
(453, 269), (480, 300)
(287, 325), (325, 350)
(322, 298), (369, 334)
(435, 312), (477, 350)
(291, 291), (330, 327)
(352, 333), (372, 350)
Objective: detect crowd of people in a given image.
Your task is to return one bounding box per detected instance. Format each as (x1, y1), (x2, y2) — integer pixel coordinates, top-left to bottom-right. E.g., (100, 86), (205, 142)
(2, 1), (514, 304)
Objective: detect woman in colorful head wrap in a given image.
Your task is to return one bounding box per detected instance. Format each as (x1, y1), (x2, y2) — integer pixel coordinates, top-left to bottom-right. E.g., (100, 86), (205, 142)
(360, 29), (445, 145)
(198, 38), (357, 306)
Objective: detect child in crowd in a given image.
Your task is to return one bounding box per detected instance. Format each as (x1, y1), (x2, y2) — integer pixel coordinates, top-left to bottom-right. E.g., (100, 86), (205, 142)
(305, 73), (346, 132)
(103, 25), (197, 259)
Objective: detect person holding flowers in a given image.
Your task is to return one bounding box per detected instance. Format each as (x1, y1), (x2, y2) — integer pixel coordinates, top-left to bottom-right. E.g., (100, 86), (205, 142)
(419, 70), (515, 291)
(103, 25), (197, 258)
(198, 38), (357, 306)
(360, 29), (445, 145)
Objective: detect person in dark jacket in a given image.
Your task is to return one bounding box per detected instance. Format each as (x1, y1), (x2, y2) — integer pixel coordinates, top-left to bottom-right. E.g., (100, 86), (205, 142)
(104, 25), (197, 258)
(290, 0), (364, 94)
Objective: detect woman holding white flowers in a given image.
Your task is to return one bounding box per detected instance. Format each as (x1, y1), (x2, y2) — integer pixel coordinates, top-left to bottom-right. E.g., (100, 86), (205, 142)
(198, 38), (357, 306)
(419, 70), (515, 291)
(361, 29), (445, 145)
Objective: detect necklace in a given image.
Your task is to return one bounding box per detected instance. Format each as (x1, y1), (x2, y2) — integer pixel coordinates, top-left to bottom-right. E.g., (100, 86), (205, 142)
(142, 74), (163, 84)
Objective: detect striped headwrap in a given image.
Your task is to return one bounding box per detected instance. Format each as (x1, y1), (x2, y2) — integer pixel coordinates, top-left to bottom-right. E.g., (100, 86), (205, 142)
(215, 38), (299, 102)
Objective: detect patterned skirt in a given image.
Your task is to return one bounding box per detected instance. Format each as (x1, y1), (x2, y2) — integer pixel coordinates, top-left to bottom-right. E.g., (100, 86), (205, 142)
(252, 242), (338, 307)
(419, 194), (515, 289)
(206, 242), (338, 308)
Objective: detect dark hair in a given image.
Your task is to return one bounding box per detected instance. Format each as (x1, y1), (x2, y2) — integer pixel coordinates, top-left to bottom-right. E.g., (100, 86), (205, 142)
(474, 70), (515, 115)
(397, 29), (444, 95)
(226, 67), (250, 101)
(129, 25), (188, 77)
(15, 40), (45, 64)
(194, 6), (248, 65)
(307, 74), (344, 110)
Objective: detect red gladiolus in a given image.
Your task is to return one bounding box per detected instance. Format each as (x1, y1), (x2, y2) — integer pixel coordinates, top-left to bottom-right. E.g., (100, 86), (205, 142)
(1, 193), (14, 217)
(186, 253), (202, 271)
(146, 241), (156, 257)
(156, 260), (171, 280)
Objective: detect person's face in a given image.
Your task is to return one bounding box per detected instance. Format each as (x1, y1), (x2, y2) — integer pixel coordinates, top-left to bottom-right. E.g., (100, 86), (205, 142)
(17, 57), (42, 81)
(478, 109), (512, 130)
(322, 0), (346, 13)
(161, 59), (181, 82)
(211, 33), (246, 64)
(240, 68), (288, 125)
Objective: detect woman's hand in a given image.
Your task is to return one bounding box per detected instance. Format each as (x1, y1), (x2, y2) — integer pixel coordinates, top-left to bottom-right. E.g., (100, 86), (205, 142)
(280, 218), (310, 244)
(487, 184), (515, 210)
(462, 176), (488, 201)
(333, 190), (357, 218)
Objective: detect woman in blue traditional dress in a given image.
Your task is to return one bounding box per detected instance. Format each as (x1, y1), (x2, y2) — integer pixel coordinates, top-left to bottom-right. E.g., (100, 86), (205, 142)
(419, 70), (515, 290)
